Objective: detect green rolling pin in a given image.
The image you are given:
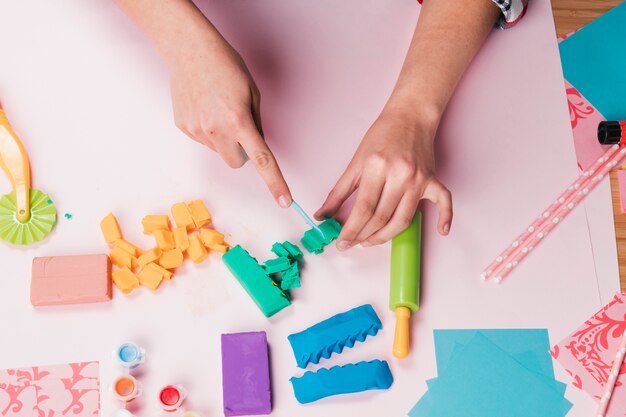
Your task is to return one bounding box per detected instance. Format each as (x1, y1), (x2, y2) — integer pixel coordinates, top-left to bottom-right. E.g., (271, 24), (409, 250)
(389, 211), (422, 359)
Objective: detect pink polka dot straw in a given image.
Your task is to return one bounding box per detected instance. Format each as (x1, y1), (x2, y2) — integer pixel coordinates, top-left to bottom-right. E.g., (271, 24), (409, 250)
(481, 144), (626, 283)
(595, 330), (626, 417)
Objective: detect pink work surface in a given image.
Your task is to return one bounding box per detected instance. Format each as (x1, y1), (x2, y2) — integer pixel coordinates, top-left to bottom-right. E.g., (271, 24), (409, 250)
(0, 0), (617, 416)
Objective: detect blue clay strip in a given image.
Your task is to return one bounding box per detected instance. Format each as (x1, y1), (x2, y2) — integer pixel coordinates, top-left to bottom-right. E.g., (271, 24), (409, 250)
(288, 304), (382, 368)
(290, 360), (393, 404)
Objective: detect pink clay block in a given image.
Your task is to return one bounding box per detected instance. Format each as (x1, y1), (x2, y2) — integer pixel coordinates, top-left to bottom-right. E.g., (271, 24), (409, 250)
(31, 254), (112, 306)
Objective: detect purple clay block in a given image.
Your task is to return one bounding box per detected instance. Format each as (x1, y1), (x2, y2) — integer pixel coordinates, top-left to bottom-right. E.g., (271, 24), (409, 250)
(221, 331), (272, 416)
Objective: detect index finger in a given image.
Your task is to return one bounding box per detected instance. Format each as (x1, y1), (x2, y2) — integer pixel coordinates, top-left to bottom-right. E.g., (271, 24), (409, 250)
(238, 122), (292, 208)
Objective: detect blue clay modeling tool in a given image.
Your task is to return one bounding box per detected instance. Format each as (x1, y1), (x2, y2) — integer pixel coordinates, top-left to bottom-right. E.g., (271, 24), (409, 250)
(290, 360), (393, 404)
(291, 200), (324, 238)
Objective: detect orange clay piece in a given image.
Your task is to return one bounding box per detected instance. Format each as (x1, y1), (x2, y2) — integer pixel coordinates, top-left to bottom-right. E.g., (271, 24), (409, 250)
(207, 243), (230, 254)
(112, 266), (139, 294)
(137, 265), (163, 291)
(141, 215), (171, 234)
(146, 262), (173, 280)
(154, 229), (175, 250)
(171, 202), (195, 230)
(188, 234), (208, 264)
(109, 246), (133, 269)
(174, 226), (190, 252)
(200, 228), (224, 246)
(114, 239), (141, 256)
(138, 247), (162, 266)
(159, 248), (184, 269)
(100, 212), (122, 244)
(187, 200), (212, 228)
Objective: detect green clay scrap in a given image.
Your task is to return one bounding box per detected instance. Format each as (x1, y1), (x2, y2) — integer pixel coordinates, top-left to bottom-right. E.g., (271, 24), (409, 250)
(264, 256), (292, 274)
(300, 218), (342, 254)
(271, 241), (303, 260)
(222, 245), (291, 318)
(280, 262), (301, 290)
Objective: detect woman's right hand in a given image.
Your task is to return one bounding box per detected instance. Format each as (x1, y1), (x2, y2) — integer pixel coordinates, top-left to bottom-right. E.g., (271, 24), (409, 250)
(169, 36), (292, 208)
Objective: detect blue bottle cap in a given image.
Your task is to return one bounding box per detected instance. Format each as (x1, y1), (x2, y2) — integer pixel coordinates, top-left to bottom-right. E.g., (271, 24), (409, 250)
(114, 342), (145, 368)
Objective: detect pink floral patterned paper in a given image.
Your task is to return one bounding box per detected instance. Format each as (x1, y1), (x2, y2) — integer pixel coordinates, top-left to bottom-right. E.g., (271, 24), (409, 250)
(0, 362), (100, 417)
(551, 292), (626, 417)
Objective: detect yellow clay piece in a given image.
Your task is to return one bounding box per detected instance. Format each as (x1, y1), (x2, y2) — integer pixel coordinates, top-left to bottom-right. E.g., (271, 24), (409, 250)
(131, 256), (139, 272)
(147, 262), (173, 280)
(188, 234), (208, 264)
(109, 246), (133, 269)
(137, 265), (163, 291)
(200, 228), (224, 247)
(141, 215), (171, 234)
(174, 226), (190, 252)
(114, 239), (139, 256)
(138, 247), (162, 266)
(100, 212), (122, 244)
(207, 243), (230, 254)
(159, 248), (184, 269)
(187, 200), (212, 228)
(112, 266), (140, 294)
(171, 202), (195, 230)
(154, 229), (175, 250)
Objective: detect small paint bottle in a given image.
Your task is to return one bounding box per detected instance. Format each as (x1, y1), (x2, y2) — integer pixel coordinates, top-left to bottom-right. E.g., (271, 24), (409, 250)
(113, 342), (145, 369)
(158, 384), (188, 412)
(112, 375), (142, 402)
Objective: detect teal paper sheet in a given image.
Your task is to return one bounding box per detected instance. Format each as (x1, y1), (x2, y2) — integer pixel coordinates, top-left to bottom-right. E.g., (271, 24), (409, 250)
(408, 330), (572, 417)
(559, 1), (626, 120)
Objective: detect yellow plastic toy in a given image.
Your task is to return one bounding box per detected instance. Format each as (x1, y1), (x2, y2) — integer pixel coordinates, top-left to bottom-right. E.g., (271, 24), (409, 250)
(0, 104), (56, 245)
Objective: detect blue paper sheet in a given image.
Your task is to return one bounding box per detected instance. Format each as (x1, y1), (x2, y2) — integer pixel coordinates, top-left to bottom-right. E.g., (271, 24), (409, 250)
(559, 1), (626, 120)
(408, 330), (572, 417)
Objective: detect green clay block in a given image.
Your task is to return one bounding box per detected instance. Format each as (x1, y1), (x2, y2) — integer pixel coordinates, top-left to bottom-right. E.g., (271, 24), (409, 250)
(222, 245), (291, 317)
(300, 218), (342, 254)
(271, 241), (303, 260)
(264, 256), (292, 274)
(280, 262), (301, 290)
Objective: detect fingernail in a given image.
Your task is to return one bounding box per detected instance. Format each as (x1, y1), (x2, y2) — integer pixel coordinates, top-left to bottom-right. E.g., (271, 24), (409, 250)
(361, 241), (372, 247)
(337, 240), (351, 251)
(443, 223), (450, 234)
(278, 195), (291, 208)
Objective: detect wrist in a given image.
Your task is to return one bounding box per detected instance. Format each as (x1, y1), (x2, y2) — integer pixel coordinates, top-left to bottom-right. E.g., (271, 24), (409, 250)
(381, 93), (441, 137)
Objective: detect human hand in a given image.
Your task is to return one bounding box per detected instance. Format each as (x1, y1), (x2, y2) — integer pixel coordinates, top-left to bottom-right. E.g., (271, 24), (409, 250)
(315, 110), (452, 250)
(169, 38), (291, 207)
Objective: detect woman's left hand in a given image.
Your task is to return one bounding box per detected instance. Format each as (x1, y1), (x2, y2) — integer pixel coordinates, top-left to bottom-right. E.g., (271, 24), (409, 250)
(315, 109), (452, 250)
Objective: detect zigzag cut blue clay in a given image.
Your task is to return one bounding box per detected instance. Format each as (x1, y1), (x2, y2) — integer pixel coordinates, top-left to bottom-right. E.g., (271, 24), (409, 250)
(290, 360), (393, 404)
(287, 304), (382, 368)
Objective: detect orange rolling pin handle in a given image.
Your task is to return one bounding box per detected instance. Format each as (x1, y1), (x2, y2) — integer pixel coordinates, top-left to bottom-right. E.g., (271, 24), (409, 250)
(393, 306), (412, 359)
(0, 106), (31, 222)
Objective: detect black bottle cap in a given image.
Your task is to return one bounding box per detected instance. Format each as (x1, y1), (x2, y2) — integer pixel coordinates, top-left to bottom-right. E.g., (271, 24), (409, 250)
(598, 121), (622, 144)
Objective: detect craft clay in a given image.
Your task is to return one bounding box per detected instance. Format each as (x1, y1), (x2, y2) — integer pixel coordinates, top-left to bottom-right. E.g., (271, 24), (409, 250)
(141, 214), (171, 234)
(31, 254), (112, 306)
(112, 266), (140, 294)
(280, 262), (301, 290)
(200, 228), (224, 246)
(290, 360), (393, 404)
(174, 226), (190, 252)
(101, 212), (122, 244)
(187, 200), (212, 228)
(264, 257), (291, 274)
(159, 248), (184, 269)
(222, 245), (291, 317)
(147, 262), (173, 280)
(221, 332), (271, 416)
(109, 245), (133, 269)
(188, 234), (208, 263)
(137, 265), (163, 291)
(300, 218), (342, 254)
(138, 247), (162, 266)
(154, 229), (176, 250)
(171, 202), (195, 230)
(271, 241), (303, 260)
(288, 304), (382, 368)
